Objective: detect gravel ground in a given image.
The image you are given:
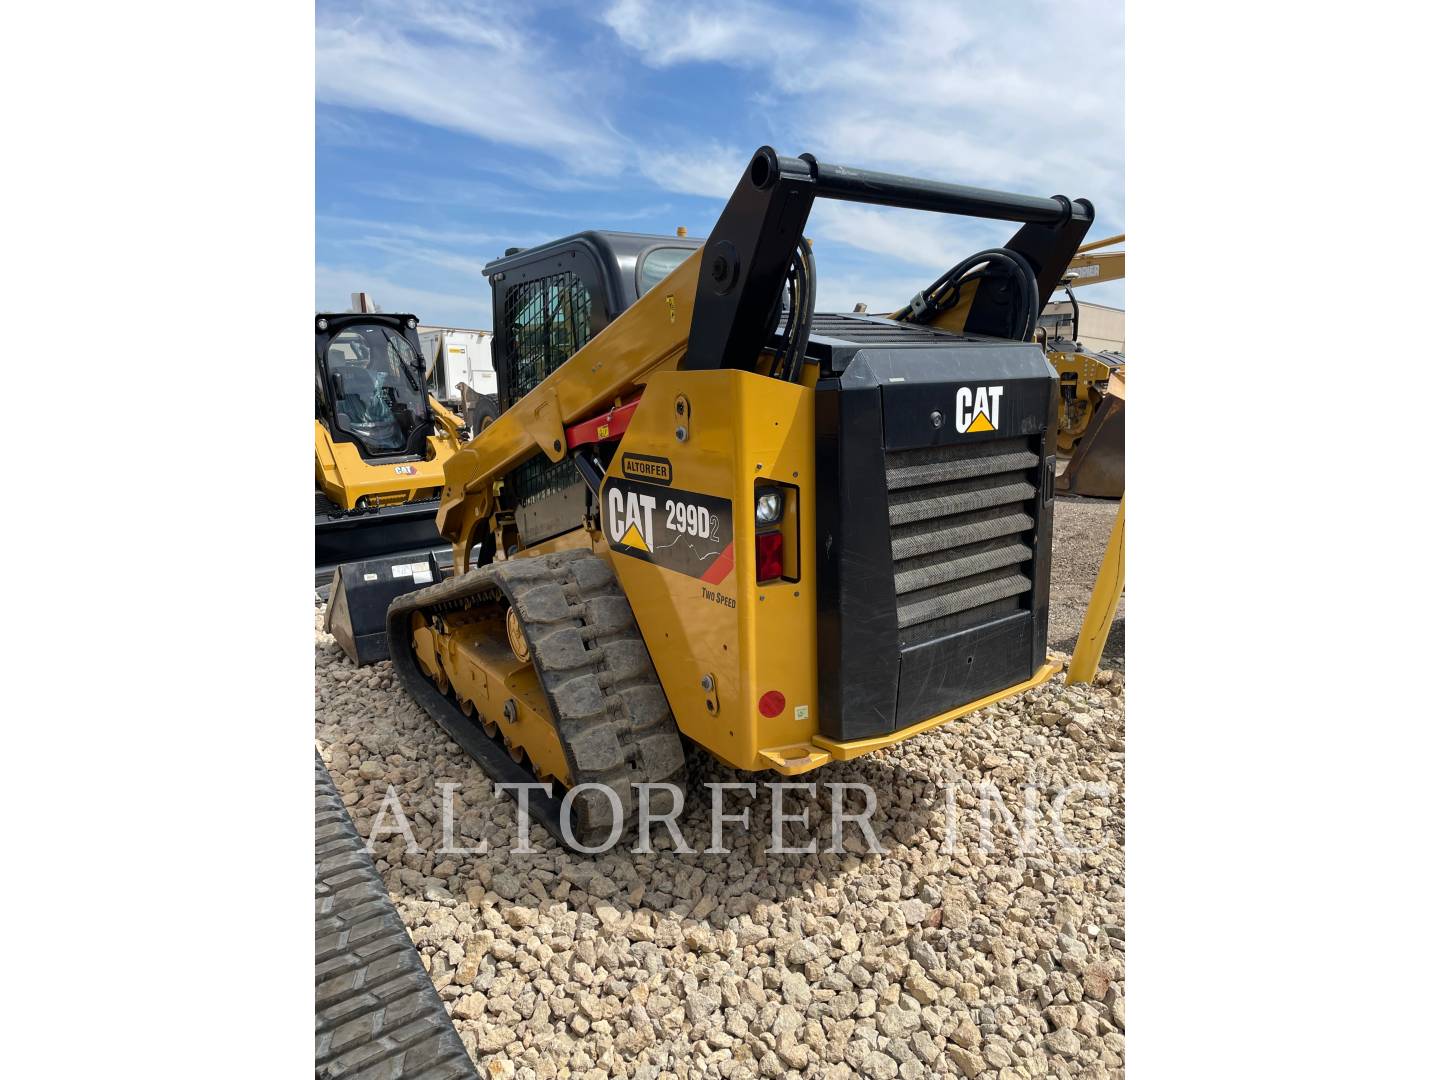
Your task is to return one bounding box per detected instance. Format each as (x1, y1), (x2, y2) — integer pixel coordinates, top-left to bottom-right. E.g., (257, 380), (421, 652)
(1049, 499), (1124, 660)
(315, 509), (1125, 1080)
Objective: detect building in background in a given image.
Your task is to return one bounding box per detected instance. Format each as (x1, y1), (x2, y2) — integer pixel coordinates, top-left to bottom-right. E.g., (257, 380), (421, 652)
(1039, 300), (1125, 355)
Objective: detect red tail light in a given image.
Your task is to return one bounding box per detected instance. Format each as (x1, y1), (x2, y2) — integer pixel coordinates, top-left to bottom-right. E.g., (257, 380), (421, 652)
(756, 531), (784, 582)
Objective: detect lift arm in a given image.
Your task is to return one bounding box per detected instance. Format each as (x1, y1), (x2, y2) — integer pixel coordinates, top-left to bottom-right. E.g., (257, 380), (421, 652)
(1064, 232), (1125, 289)
(428, 395), (466, 450)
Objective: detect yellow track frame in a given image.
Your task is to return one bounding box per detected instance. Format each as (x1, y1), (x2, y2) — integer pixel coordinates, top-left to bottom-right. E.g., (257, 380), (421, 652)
(410, 610), (572, 785)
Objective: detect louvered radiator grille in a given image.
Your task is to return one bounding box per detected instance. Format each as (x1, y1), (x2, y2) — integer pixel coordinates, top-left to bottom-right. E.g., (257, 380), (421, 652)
(886, 437), (1040, 644)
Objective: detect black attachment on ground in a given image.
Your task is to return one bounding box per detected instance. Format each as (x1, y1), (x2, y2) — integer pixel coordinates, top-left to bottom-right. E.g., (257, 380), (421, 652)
(315, 493), (450, 591)
(325, 553), (444, 665)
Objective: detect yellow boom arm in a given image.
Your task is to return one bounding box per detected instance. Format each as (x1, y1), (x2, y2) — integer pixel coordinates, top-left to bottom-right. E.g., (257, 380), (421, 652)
(1065, 232), (1124, 289)
(435, 252), (704, 570)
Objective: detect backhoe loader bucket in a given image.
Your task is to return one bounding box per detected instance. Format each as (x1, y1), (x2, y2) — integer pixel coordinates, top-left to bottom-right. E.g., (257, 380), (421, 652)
(1057, 367), (1124, 499)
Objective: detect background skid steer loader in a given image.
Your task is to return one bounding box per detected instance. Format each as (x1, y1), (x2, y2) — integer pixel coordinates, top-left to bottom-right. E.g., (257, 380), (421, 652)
(315, 312), (469, 647)
(334, 148), (1096, 848)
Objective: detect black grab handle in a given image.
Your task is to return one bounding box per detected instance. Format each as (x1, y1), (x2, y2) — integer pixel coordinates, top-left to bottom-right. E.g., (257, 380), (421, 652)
(751, 148), (1091, 226)
(682, 146), (1095, 371)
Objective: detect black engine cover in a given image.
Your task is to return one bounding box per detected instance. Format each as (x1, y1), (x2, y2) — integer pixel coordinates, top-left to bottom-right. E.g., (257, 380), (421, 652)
(812, 315), (1057, 741)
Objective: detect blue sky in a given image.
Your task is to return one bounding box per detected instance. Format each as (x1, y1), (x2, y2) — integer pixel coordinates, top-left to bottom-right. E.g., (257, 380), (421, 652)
(317, 0), (1123, 329)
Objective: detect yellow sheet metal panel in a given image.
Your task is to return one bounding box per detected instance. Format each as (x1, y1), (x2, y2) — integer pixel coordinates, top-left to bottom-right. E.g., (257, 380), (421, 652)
(599, 368), (818, 772)
(515, 523), (606, 562)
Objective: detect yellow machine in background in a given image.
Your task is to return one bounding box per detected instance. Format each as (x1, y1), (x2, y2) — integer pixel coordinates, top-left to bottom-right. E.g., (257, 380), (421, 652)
(331, 148), (1100, 847)
(314, 312), (467, 587)
(314, 412), (462, 512)
(1044, 233), (1125, 498)
(1063, 232), (1125, 291)
(1067, 494), (1125, 685)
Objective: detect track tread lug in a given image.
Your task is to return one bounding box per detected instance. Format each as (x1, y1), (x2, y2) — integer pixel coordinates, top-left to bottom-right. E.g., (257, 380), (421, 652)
(386, 549), (686, 851)
(511, 582), (571, 623)
(581, 595), (636, 634)
(596, 639), (652, 682)
(550, 676), (607, 722)
(314, 754), (476, 1079)
(527, 626), (592, 671)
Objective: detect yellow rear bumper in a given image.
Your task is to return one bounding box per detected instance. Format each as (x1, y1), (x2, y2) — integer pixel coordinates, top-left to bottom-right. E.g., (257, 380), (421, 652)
(756, 659), (1063, 776)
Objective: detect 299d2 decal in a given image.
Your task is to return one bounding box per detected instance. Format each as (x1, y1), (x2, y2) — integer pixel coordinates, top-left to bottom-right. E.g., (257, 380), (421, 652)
(601, 476), (734, 583)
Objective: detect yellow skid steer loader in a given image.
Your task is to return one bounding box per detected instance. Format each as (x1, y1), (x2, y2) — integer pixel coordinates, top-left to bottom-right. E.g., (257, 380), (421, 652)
(315, 312), (468, 593)
(339, 149), (1096, 847)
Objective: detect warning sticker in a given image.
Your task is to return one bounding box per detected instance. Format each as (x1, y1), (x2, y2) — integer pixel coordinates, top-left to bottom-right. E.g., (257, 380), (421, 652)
(601, 476), (733, 583)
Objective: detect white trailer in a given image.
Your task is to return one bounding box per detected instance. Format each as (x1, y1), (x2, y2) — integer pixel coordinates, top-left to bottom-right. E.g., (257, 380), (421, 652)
(419, 327), (497, 406)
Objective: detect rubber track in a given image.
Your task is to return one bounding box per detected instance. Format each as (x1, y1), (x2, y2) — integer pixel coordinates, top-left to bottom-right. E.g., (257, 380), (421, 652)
(314, 753), (477, 1080)
(386, 549), (685, 850)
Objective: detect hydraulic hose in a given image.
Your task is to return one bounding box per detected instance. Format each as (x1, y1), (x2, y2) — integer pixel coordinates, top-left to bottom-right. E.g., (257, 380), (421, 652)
(781, 240), (816, 383)
(903, 248), (1040, 341)
(768, 239), (817, 383)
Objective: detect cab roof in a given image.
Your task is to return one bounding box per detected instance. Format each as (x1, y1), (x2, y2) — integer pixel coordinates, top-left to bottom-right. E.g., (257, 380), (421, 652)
(483, 230), (703, 314)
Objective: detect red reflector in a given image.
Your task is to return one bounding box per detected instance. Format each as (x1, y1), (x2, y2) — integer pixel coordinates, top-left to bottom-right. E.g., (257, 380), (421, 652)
(756, 530), (784, 581)
(759, 690), (786, 718)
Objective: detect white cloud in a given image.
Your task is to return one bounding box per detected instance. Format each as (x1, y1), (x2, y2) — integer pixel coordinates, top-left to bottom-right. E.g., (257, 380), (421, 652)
(812, 267), (927, 321)
(601, 0), (1124, 239)
(316, 263), (491, 328)
(316, 1), (623, 169)
(784, 1), (1122, 226)
(806, 202), (1013, 272)
(316, 1), (1124, 321)
(633, 143), (751, 199)
(345, 236), (496, 280)
(601, 0), (806, 66)
(318, 215), (514, 251)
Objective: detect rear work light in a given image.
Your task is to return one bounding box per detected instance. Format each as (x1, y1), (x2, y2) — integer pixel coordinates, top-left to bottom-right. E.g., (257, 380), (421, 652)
(756, 531), (784, 582)
(755, 489), (784, 525)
